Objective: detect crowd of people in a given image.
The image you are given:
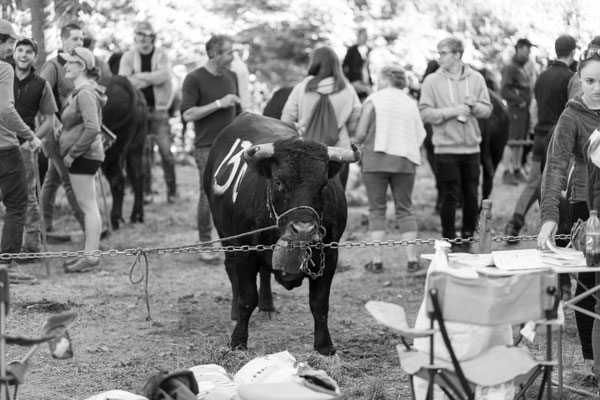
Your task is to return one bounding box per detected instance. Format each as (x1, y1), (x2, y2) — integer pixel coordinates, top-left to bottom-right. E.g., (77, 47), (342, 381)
(2, 14), (600, 386)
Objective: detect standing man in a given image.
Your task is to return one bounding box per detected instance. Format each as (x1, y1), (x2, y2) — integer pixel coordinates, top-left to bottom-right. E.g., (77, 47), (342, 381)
(504, 35), (577, 237)
(181, 35), (240, 264)
(39, 22), (85, 236)
(500, 38), (534, 186)
(119, 20), (176, 204)
(13, 38), (58, 254)
(0, 20), (42, 266)
(342, 28), (372, 102)
(419, 37), (492, 250)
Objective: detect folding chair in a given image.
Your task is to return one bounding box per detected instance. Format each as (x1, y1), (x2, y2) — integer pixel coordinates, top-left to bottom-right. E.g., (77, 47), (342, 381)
(366, 269), (560, 400)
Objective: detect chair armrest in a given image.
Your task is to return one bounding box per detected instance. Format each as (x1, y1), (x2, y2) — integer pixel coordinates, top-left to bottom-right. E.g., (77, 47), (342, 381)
(365, 301), (435, 339)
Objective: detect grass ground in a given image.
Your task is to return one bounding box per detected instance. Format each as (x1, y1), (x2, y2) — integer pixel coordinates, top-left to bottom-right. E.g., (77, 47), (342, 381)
(0, 155), (597, 399)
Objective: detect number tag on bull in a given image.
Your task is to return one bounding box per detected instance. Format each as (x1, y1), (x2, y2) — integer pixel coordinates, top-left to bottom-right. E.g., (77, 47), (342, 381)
(213, 139), (253, 203)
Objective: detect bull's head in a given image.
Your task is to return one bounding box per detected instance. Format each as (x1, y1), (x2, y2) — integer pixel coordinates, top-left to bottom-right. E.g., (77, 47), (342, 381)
(244, 138), (360, 247)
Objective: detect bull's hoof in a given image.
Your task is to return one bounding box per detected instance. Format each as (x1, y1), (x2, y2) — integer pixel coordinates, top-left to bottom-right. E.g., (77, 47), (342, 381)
(258, 303), (276, 313)
(315, 344), (336, 356)
(229, 340), (248, 351)
(130, 214), (144, 224)
(256, 309), (279, 321)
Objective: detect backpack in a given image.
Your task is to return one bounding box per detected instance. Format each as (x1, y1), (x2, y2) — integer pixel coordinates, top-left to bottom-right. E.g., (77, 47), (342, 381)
(303, 94), (339, 146)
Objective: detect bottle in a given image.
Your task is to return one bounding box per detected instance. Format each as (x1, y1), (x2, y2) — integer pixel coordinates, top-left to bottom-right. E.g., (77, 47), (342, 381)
(586, 210), (600, 267)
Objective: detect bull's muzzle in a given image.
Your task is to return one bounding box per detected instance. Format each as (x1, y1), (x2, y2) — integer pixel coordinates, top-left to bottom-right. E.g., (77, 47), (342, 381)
(282, 221), (319, 243)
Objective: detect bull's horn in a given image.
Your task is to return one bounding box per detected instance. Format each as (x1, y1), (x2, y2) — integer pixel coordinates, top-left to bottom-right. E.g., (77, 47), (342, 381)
(243, 143), (275, 161)
(327, 143), (361, 163)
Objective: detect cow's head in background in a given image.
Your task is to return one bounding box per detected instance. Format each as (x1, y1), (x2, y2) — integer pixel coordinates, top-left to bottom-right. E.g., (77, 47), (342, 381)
(244, 138), (360, 245)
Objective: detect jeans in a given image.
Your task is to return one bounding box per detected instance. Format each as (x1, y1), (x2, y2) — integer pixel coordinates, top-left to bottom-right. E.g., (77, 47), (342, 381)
(362, 171), (417, 233)
(0, 147), (27, 254)
(435, 153), (480, 239)
(194, 147), (213, 243)
(511, 160), (541, 224)
(21, 146), (41, 250)
(144, 110), (177, 197)
(41, 133), (85, 231)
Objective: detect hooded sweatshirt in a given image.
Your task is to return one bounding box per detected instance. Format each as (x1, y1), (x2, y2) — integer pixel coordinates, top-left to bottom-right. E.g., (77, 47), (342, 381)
(59, 81), (108, 161)
(281, 76), (361, 149)
(540, 95), (600, 224)
(419, 64), (492, 154)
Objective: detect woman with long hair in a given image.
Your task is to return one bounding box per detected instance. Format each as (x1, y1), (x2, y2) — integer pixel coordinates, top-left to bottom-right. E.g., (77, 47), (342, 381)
(59, 47), (107, 273)
(281, 45), (361, 187)
(355, 65), (426, 273)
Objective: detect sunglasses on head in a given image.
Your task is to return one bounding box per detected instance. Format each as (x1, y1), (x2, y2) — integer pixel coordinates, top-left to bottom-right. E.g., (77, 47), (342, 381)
(580, 48), (600, 61)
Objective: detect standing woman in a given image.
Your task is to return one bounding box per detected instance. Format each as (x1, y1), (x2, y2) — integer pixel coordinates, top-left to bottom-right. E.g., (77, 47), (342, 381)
(281, 45), (361, 187)
(355, 65), (426, 273)
(59, 47), (107, 272)
(539, 38), (600, 382)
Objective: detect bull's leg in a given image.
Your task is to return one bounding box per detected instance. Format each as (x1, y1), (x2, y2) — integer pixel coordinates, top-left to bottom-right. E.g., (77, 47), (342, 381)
(308, 250), (337, 355)
(101, 157), (125, 229)
(224, 251), (239, 321)
(258, 266), (275, 312)
(126, 149), (145, 223)
(230, 254), (259, 351)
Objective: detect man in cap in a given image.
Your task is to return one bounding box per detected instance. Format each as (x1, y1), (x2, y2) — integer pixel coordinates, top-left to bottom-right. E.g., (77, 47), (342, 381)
(0, 19), (43, 274)
(39, 22), (86, 237)
(119, 20), (177, 204)
(500, 38), (535, 186)
(12, 38), (58, 255)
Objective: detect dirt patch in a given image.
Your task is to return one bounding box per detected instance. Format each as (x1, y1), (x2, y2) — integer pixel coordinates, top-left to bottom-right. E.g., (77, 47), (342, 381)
(0, 163), (593, 399)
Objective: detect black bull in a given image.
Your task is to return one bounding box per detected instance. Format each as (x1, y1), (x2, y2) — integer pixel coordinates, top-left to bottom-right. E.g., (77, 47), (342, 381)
(203, 113), (360, 355)
(99, 75), (147, 229)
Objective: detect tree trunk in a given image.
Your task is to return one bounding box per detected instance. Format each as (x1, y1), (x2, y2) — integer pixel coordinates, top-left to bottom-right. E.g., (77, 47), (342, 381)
(30, 0), (48, 69)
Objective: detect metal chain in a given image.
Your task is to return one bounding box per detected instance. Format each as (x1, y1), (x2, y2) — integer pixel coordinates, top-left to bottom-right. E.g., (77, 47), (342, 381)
(0, 233), (574, 261)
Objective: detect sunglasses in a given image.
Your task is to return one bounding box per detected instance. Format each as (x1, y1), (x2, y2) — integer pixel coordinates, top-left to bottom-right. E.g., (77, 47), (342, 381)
(438, 50), (456, 57)
(580, 48), (600, 61)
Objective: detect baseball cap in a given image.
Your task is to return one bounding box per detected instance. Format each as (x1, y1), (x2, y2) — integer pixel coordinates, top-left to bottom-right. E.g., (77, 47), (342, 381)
(516, 38), (536, 48)
(0, 19), (19, 40)
(59, 47), (95, 70)
(15, 38), (38, 54)
(555, 35), (578, 55)
(135, 21), (155, 36)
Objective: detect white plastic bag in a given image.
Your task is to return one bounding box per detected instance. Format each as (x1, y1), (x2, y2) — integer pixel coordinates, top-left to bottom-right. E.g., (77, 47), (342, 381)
(190, 364), (238, 400)
(233, 351), (298, 385)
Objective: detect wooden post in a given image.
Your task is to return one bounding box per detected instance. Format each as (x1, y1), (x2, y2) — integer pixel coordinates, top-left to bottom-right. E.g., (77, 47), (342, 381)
(479, 200), (493, 254)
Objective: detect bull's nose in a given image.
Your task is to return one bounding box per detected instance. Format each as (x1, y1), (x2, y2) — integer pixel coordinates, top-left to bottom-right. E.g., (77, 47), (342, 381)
(289, 222), (317, 241)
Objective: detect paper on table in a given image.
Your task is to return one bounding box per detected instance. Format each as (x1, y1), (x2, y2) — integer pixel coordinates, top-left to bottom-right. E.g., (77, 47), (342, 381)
(491, 249), (546, 271)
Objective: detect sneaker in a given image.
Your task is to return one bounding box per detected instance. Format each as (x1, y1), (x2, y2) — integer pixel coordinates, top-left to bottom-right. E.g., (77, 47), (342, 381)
(45, 231), (72, 243)
(364, 261), (383, 273)
(64, 257), (100, 273)
(8, 270), (38, 284)
(198, 252), (221, 265)
(514, 169), (529, 184)
(502, 171), (519, 186)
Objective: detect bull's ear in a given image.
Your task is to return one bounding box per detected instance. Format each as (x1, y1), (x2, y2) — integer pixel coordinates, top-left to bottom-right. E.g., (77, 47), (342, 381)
(327, 161), (344, 179)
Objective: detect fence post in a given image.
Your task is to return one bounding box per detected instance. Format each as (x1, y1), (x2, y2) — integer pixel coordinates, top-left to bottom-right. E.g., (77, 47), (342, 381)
(479, 199), (493, 254)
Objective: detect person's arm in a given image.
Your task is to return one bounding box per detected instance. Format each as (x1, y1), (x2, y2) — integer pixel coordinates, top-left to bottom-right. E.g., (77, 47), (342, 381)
(418, 78), (467, 125)
(118, 52), (147, 89)
(180, 74), (239, 123)
(0, 64), (35, 143)
(346, 90), (362, 137)
(66, 90), (101, 160)
(34, 81), (59, 139)
(470, 76), (492, 119)
(132, 50), (171, 86)
(354, 100), (373, 144)
(500, 65), (525, 107)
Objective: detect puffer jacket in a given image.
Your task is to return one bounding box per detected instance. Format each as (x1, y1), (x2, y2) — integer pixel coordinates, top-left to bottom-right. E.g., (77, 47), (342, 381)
(59, 81), (107, 161)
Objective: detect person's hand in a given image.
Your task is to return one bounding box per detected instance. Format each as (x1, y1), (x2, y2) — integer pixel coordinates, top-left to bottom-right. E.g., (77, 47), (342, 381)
(63, 154), (75, 168)
(454, 104), (470, 118)
(29, 136), (42, 153)
(517, 100), (527, 108)
(538, 221), (558, 249)
(219, 94), (241, 109)
(464, 95), (476, 108)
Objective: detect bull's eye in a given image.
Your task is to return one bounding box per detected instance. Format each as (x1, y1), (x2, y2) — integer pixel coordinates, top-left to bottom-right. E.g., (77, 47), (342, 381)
(273, 178), (282, 188)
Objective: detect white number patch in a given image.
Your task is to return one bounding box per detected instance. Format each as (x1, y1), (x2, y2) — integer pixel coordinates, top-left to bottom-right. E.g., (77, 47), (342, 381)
(213, 139), (253, 203)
